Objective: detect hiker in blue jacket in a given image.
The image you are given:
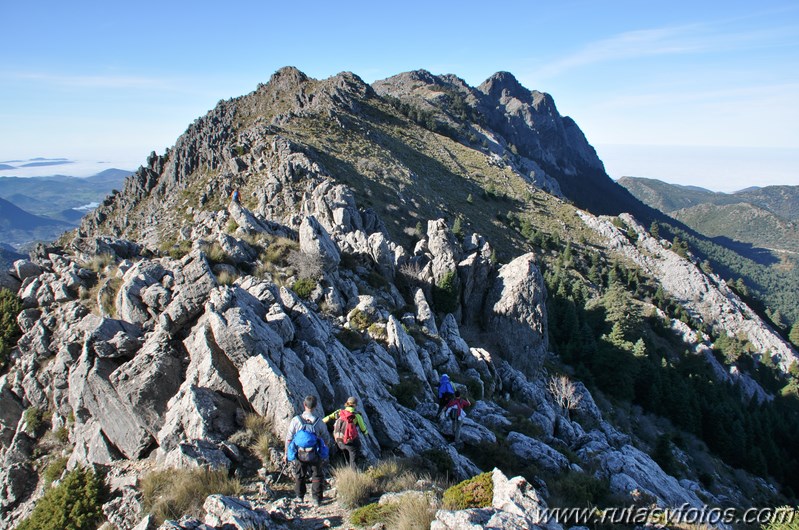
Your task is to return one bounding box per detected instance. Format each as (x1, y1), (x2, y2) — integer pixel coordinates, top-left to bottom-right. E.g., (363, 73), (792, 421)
(285, 395), (331, 506)
(436, 373), (455, 418)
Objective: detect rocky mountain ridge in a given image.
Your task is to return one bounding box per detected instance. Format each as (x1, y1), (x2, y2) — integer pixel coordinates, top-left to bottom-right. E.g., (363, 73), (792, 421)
(619, 176), (799, 254)
(1, 67), (796, 528)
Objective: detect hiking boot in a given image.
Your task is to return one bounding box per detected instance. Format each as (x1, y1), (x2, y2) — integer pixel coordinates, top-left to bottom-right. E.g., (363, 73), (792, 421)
(313, 498), (323, 507)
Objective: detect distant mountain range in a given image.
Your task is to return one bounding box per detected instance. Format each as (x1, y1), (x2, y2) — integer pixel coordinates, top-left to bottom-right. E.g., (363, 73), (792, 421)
(618, 177), (799, 254)
(0, 168), (130, 248)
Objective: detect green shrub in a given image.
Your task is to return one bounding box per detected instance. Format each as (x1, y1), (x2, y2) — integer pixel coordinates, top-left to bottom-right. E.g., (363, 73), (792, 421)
(159, 238), (192, 259)
(367, 322), (387, 342)
(389, 376), (424, 408)
(337, 328), (367, 350)
(433, 270), (459, 314)
(41, 456), (68, 486)
(366, 270), (390, 289)
(350, 501), (398, 526)
(141, 467), (242, 525)
(506, 414), (543, 439)
(23, 407), (46, 436)
(0, 288), (22, 368)
(349, 308), (371, 331)
(420, 448), (455, 479)
(762, 507), (799, 530)
(551, 471), (609, 506)
(464, 377), (483, 401)
(226, 219), (239, 234)
(442, 472), (493, 510)
(16, 467), (103, 530)
(53, 426), (69, 444)
(292, 277), (317, 299)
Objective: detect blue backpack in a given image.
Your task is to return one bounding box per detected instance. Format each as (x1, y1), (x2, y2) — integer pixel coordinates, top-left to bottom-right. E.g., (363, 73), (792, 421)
(288, 416), (328, 463)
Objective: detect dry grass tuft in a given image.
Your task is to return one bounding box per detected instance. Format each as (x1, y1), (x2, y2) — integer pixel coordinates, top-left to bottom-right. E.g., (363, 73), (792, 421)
(333, 465), (379, 508)
(386, 493), (439, 530)
(141, 467), (241, 525)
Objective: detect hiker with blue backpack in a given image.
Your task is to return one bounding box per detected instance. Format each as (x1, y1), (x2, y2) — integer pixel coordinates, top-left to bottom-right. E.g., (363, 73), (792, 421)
(323, 396), (369, 469)
(436, 373), (455, 418)
(285, 395), (331, 506)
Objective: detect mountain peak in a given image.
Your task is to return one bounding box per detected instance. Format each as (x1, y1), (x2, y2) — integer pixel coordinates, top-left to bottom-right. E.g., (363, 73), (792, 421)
(269, 66), (309, 84)
(478, 71), (528, 100)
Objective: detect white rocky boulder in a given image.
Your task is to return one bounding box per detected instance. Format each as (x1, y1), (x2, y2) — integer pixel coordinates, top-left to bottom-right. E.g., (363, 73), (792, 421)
(484, 253), (548, 375)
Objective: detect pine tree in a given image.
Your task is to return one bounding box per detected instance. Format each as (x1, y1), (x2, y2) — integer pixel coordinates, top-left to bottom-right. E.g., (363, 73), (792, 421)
(649, 221), (660, 239)
(633, 338), (647, 357)
(789, 321), (799, 348)
(452, 216), (463, 239)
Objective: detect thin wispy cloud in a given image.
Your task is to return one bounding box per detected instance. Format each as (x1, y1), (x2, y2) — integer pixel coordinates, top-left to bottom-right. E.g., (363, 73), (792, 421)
(597, 82), (799, 109)
(3, 71), (180, 91)
(532, 21), (799, 80)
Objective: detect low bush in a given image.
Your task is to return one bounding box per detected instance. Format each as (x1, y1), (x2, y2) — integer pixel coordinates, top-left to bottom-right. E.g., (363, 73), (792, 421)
(432, 270), (459, 314)
(462, 440), (523, 477)
(550, 470), (609, 506)
(292, 278), (317, 299)
(160, 238), (192, 259)
(41, 456), (68, 486)
(442, 472), (493, 510)
(763, 507), (799, 530)
(350, 501), (397, 526)
(16, 467), (103, 530)
(23, 407), (46, 436)
(53, 426), (70, 444)
(337, 328), (367, 351)
(0, 288), (22, 368)
(141, 467), (242, 524)
(367, 322), (387, 342)
(420, 448), (455, 480)
(349, 308), (371, 331)
(389, 376), (424, 408)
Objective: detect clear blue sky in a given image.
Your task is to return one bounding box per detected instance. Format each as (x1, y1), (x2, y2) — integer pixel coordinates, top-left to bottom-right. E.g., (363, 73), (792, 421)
(2, 0), (797, 192)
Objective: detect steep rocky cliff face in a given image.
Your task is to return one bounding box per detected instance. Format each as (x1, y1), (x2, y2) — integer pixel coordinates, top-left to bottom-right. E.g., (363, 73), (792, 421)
(1, 68), (796, 528)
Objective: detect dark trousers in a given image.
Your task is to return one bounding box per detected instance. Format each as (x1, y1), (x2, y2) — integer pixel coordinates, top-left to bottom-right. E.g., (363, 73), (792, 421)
(337, 440), (360, 469)
(293, 460), (324, 501)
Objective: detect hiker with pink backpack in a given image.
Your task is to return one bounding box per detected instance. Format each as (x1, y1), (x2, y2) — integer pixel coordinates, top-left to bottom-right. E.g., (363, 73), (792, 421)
(323, 396), (369, 469)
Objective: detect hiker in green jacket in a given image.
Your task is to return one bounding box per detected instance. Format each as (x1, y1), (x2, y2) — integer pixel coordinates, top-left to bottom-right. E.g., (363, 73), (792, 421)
(323, 396), (369, 468)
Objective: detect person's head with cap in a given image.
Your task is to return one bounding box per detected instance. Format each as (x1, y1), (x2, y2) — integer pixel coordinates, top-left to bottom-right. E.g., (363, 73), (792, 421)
(345, 396), (358, 407)
(440, 374), (449, 382)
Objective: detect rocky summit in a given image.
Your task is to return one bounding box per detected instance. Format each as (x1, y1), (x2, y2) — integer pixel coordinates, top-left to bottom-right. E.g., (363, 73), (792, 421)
(1, 67), (797, 529)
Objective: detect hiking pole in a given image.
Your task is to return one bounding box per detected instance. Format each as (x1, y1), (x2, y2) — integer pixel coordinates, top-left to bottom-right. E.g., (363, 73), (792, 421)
(275, 461), (289, 484)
